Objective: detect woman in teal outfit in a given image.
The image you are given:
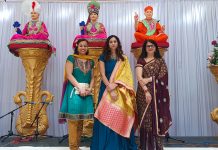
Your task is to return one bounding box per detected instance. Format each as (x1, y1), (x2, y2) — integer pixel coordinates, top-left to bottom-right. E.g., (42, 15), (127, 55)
(59, 39), (94, 150)
(91, 35), (137, 150)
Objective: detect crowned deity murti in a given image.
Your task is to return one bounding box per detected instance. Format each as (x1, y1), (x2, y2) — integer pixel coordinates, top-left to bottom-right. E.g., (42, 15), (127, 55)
(72, 0), (107, 48)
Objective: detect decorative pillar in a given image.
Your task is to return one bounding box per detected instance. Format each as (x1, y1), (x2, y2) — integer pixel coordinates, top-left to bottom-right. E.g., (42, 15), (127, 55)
(82, 47), (103, 137)
(14, 48), (53, 136)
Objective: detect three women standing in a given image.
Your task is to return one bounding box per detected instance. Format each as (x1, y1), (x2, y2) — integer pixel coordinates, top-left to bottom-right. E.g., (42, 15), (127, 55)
(59, 38), (172, 150)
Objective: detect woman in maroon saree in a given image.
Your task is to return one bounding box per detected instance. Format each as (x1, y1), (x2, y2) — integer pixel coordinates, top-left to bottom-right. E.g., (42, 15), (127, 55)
(135, 39), (172, 150)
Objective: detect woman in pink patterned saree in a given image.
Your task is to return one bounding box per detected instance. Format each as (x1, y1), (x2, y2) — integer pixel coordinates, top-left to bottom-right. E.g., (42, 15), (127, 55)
(135, 39), (172, 150)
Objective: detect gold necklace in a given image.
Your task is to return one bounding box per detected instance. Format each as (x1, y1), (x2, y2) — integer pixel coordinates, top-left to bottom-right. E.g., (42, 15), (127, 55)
(111, 55), (117, 60)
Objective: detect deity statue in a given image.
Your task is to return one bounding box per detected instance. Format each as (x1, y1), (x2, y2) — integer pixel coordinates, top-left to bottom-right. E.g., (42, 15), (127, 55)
(72, 0), (107, 48)
(11, 1), (49, 41)
(134, 6), (168, 43)
(8, 0), (54, 136)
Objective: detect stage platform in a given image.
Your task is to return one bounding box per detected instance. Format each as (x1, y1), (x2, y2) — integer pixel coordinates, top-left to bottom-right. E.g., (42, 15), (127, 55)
(0, 136), (218, 149)
(0, 147), (218, 150)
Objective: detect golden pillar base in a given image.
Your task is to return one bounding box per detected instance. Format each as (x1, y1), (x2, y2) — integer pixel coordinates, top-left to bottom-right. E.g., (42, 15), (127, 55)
(131, 47), (167, 59)
(14, 48), (54, 136)
(208, 65), (218, 83)
(208, 65), (218, 124)
(82, 47), (103, 137)
(211, 108), (218, 124)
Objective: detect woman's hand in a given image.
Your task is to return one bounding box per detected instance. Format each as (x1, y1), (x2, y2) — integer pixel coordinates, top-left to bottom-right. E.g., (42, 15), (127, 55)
(140, 77), (152, 86)
(110, 90), (118, 101)
(160, 25), (165, 33)
(80, 26), (84, 31)
(85, 88), (92, 96)
(145, 92), (152, 104)
(78, 87), (86, 97)
(106, 83), (117, 92)
(134, 12), (139, 23)
(99, 27), (104, 33)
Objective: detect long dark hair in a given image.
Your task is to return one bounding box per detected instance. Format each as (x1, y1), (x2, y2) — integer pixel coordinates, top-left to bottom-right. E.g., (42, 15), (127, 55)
(139, 39), (161, 59)
(103, 35), (124, 61)
(74, 39), (89, 55)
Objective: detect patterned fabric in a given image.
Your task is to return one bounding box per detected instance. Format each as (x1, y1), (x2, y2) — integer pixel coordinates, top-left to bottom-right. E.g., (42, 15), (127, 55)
(28, 21), (42, 35)
(8, 20), (56, 54)
(91, 54), (137, 150)
(136, 58), (172, 150)
(74, 58), (92, 74)
(72, 22), (107, 48)
(59, 55), (94, 122)
(94, 56), (136, 138)
(10, 21), (49, 40)
(141, 19), (157, 36)
(86, 22), (105, 36)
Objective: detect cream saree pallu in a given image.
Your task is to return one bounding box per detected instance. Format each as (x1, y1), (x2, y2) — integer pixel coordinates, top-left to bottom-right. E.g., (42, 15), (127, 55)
(94, 56), (137, 138)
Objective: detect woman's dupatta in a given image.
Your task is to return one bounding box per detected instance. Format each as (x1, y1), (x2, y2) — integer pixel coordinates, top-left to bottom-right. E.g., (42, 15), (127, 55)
(94, 56), (137, 138)
(58, 54), (93, 124)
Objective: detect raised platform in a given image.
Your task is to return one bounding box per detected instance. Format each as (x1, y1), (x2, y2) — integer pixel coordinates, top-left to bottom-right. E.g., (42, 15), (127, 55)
(131, 41), (169, 49)
(131, 42), (169, 59)
(0, 136), (218, 148)
(8, 40), (54, 57)
(0, 147), (217, 150)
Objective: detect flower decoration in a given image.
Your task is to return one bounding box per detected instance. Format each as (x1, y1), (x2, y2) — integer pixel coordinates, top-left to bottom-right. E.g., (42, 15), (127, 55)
(208, 36), (218, 65)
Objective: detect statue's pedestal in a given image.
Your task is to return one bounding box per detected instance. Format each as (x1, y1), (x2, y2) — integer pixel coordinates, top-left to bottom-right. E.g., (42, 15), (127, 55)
(211, 108), (218, 124)
(131, 42), (169, 59)
(208, 65), (218, 124)
(88, 47), (104, 106)
(208, 65), (218, 83)
(8, 42), (54, 136)
(82, 45), (104, 137)
(131, 47), (168, 59)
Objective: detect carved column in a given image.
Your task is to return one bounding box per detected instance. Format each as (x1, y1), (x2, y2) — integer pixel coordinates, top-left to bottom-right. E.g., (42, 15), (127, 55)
(208, 65), (218, 83)
(82, 47), (103, 137)
(14, 48), (53, 136)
